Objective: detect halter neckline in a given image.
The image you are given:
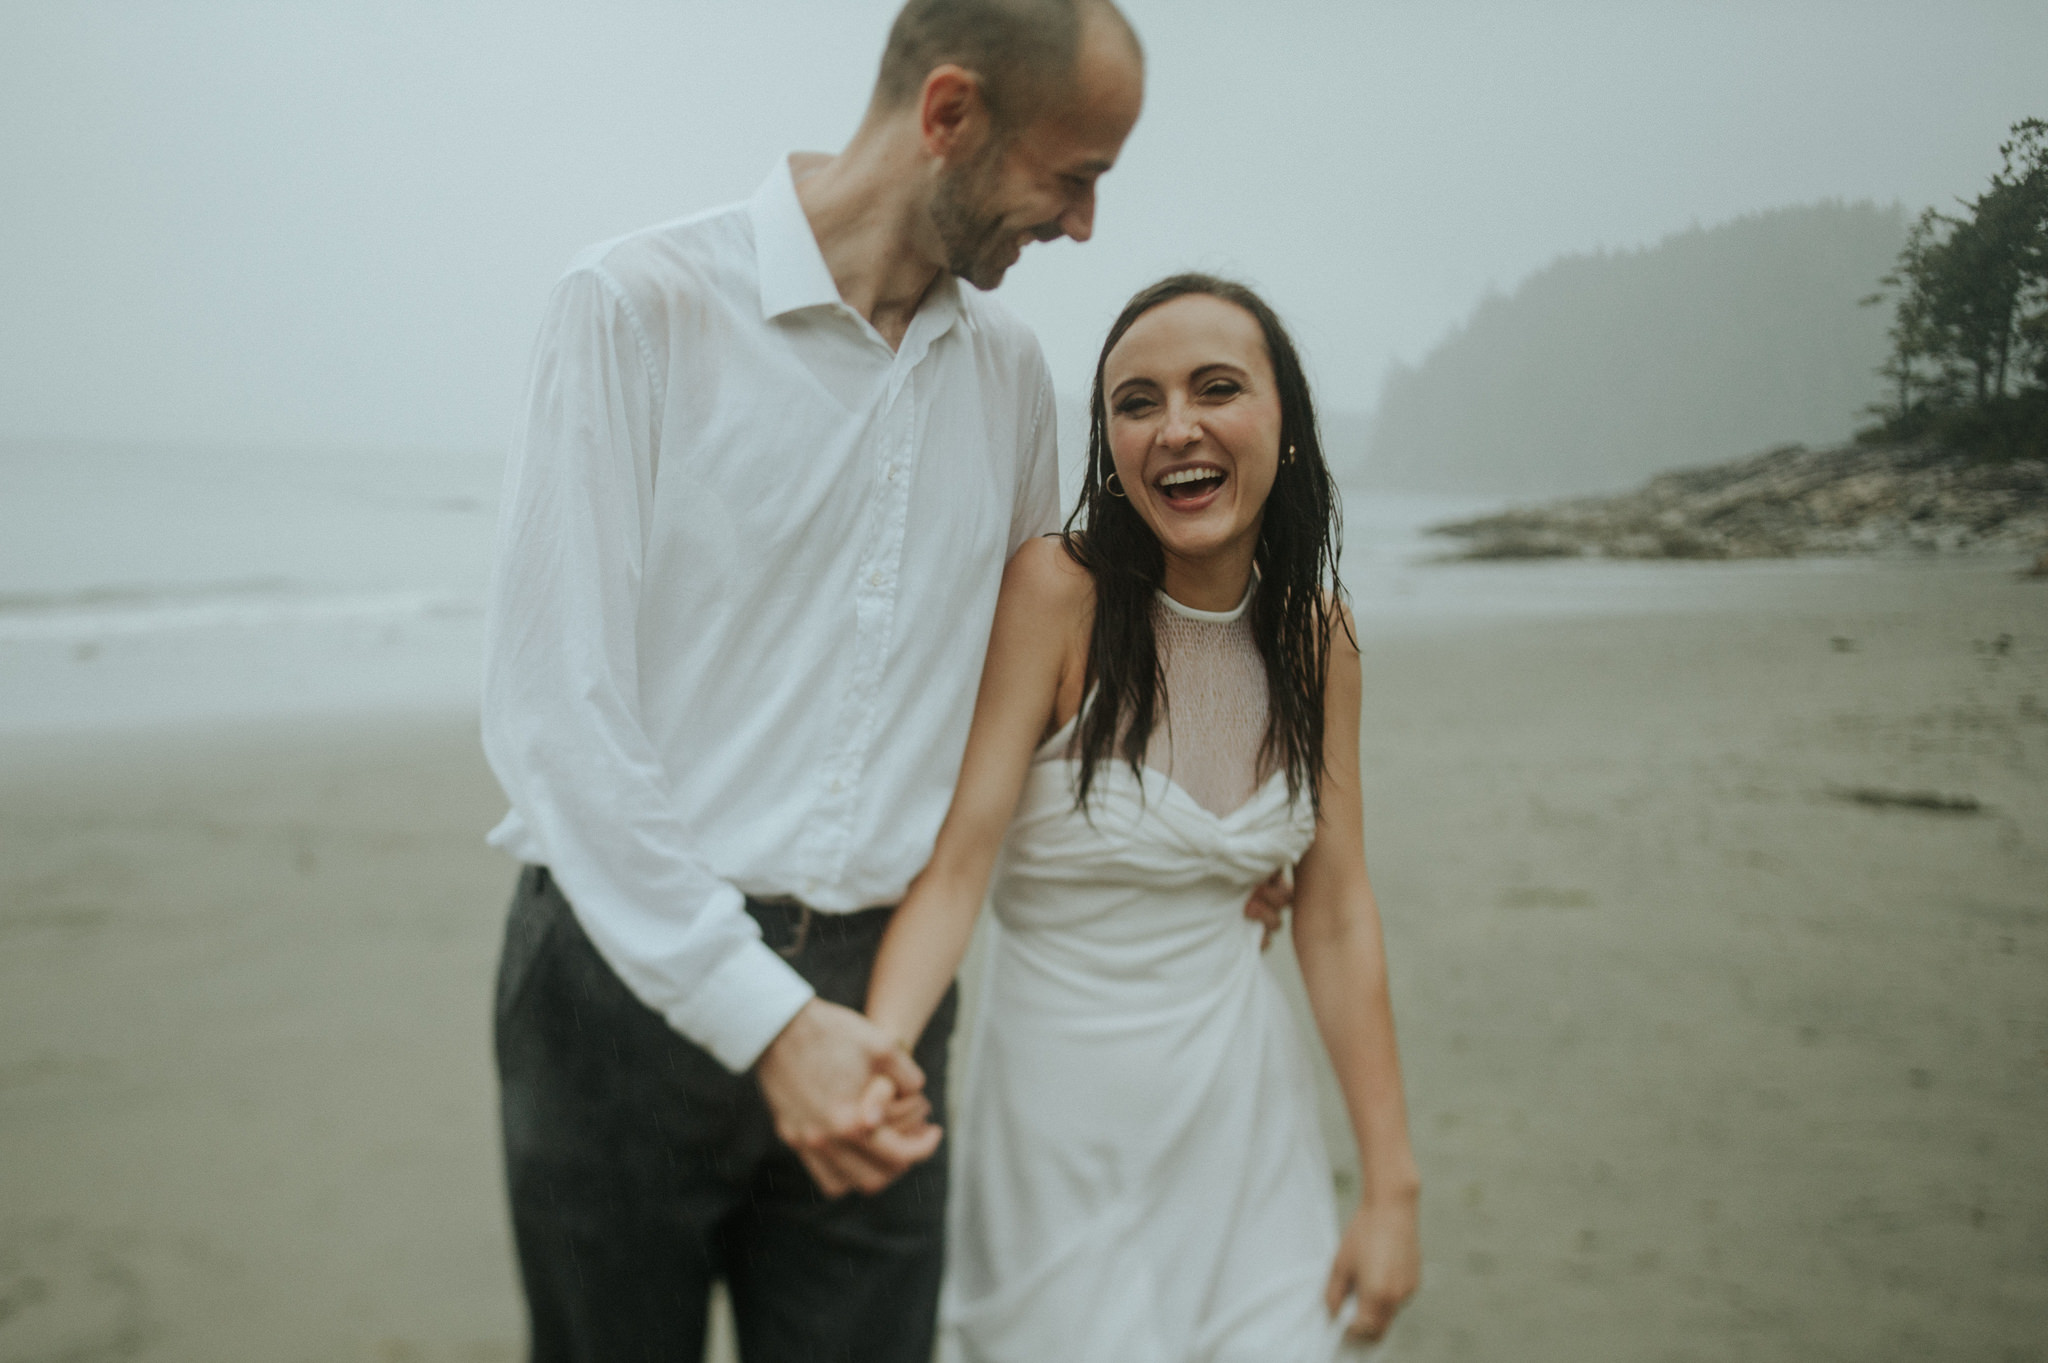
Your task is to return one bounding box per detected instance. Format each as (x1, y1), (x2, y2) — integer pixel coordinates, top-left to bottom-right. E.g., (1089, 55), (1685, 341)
(1155, 576), (1254, 624)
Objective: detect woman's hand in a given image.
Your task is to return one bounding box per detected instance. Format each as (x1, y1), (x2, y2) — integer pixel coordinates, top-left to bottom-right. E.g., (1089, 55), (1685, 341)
(1324, 1188), (1421, 1343)
(859, 1070), (936, 1138)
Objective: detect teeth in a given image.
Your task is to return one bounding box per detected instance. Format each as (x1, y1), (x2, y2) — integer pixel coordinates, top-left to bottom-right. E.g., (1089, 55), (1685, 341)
(1159, 468), (1221, 488)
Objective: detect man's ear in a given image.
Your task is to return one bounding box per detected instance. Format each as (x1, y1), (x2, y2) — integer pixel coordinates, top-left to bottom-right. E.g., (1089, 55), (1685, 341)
(919, 63), (992, 163)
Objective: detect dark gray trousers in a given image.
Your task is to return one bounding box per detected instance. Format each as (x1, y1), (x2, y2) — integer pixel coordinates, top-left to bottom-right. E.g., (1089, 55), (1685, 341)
(494, 866), (955, 1363)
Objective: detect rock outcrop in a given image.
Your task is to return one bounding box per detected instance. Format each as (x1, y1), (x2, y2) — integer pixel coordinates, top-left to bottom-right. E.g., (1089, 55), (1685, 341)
(1430, 442), (2048, 561)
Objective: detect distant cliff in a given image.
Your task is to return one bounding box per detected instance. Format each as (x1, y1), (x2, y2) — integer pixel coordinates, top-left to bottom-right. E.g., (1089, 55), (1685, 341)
(1364, 202), (1909, 496)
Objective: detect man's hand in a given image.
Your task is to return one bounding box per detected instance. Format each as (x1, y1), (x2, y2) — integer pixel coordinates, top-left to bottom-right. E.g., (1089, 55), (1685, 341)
(1244, 867), (1294, 950)
(755, 998), (942, 1197)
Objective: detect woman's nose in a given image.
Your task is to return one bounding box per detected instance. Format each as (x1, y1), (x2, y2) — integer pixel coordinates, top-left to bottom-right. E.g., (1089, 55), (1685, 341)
(1159, 400), (1201, 448)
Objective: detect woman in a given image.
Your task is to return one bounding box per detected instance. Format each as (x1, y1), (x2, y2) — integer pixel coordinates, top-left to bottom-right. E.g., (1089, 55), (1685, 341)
(864, 275), (1421, 1359)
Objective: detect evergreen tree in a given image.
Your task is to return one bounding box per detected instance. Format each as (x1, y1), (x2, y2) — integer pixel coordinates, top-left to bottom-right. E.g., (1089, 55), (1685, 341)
(1869, 119), (2047, 455)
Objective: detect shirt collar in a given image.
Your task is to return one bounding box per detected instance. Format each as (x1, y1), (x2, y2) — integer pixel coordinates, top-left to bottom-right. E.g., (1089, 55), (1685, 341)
(749, 155), (845, 320)
(747, 155), (971, 343)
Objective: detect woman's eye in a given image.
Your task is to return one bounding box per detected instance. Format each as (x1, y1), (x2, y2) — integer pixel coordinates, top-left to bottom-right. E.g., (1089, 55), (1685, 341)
(1201, 380), (1241, 400)
(1114, 397), (1154, 416)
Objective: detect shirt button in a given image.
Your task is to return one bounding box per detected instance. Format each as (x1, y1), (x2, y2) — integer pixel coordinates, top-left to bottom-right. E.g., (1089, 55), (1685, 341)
(869, 571), (885, 587)
(829, 778), (844, 793)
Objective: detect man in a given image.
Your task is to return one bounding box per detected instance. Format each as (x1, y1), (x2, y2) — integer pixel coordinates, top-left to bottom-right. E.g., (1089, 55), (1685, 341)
(481, 2), (1144, 1358)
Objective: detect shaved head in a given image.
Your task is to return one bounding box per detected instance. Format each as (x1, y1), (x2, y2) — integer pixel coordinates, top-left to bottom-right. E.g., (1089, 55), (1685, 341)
(873, 0), (1140, 132)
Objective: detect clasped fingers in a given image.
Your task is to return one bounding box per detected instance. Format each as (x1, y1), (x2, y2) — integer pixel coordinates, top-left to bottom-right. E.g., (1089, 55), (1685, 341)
(792, 1117), (943, 1198)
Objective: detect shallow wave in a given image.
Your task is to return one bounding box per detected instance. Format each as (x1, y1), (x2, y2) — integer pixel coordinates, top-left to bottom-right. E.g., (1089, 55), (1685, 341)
(0, 582), (476, 642)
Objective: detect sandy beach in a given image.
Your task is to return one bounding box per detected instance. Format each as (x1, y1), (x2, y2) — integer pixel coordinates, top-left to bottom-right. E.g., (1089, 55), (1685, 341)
(3, 555), (2043, 1362)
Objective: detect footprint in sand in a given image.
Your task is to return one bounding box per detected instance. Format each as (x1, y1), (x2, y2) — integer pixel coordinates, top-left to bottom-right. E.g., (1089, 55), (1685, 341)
(0, 1221), (149, 1361)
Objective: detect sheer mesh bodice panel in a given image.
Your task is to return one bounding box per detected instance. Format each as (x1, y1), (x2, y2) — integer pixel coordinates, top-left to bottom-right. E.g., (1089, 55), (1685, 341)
(1142, 583), (1274, 817)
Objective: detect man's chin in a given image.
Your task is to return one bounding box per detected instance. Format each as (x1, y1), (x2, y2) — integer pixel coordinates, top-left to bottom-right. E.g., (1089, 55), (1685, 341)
(948, 234), (1028, 292)
(953, 259), (1012, 292)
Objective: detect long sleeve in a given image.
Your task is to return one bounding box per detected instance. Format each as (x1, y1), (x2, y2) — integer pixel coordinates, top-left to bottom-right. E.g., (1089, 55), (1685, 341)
(480, 266), (814, 1072)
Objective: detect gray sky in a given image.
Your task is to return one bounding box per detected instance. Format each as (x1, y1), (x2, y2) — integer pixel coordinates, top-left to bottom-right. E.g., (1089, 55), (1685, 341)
(3, 0), (2043, 453)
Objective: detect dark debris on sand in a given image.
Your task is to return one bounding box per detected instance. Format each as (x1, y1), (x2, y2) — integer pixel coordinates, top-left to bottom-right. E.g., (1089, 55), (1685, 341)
(1830, 786), (1985, 814)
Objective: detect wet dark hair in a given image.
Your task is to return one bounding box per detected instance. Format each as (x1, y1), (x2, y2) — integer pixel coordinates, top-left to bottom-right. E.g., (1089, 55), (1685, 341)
(872, 0), (1137, 132)
(1062, 273), (1350, 815)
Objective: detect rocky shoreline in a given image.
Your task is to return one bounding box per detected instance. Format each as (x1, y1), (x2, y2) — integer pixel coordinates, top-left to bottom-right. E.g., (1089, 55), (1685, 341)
(1429, 441), (2048, 565)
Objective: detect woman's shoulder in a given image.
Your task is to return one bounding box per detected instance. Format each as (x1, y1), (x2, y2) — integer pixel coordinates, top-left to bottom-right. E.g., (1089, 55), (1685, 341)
(1002, 535), (1097, 615)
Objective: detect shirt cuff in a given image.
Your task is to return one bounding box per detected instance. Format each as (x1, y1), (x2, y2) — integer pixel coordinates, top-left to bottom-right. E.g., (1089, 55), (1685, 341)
(667, 934), (818, 1073)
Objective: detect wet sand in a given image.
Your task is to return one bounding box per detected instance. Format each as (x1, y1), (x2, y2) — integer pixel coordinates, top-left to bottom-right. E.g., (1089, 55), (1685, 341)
(2, 558), (2043, 1361)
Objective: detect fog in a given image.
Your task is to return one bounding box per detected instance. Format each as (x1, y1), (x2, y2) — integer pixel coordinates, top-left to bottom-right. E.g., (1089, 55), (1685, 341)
(4, 0), (2045, 455)
(6, 7), (2047, 1360)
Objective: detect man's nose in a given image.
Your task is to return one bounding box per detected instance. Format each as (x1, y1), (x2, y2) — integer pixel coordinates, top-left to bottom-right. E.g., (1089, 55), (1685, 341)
(1060, 189), (1097, 243)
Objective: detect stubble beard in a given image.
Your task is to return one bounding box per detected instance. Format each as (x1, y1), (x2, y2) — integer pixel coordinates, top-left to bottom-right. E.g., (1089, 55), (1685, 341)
(931, 144), (1019, 292)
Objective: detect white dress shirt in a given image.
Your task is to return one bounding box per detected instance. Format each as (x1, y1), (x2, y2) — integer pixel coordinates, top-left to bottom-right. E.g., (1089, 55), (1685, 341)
(482, 157), (1061, 1071)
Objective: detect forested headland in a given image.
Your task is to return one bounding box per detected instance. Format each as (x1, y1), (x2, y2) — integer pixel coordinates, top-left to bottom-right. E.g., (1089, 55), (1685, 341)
(1364, 202), (1908, 496)
(1426, 120), (2047, 564)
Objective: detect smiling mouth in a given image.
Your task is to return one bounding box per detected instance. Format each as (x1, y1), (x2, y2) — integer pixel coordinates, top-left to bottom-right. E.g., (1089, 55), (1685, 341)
(1157, 465), (1227, 502)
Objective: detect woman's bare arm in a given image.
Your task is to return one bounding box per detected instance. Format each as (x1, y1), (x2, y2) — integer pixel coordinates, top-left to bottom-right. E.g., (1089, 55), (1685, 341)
(864, 539), (1090, 1051)
(1291, 609), (1422, 1341)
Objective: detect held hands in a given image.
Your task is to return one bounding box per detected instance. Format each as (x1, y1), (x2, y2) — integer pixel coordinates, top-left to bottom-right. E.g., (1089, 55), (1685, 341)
(1324, 1187), (1421, 1344)
(754, 998), (942, 1197)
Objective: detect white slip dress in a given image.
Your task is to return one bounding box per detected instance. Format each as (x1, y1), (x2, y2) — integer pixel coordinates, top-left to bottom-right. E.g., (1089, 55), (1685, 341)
(940, 586), (1360, 1362)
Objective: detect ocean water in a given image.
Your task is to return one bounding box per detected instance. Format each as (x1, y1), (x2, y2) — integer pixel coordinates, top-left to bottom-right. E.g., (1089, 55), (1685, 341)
(0, 441), (499, 732)
(0, 440), (1858, 734)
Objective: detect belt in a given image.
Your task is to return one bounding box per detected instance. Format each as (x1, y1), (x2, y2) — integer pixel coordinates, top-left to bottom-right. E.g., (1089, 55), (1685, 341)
(744, 895), (897, 959)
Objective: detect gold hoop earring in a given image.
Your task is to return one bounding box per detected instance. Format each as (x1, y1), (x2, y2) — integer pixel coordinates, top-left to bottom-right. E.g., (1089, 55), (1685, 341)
(1105, 471), (1127, 498)
(1283, 443), (1298, 467)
